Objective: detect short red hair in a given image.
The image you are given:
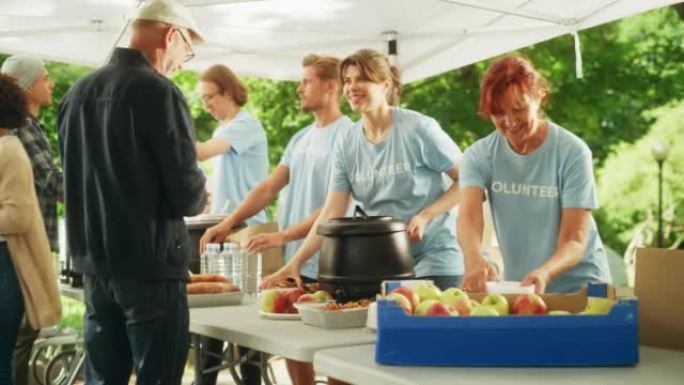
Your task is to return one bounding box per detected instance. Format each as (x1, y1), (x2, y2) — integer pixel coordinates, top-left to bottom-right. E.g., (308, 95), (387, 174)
(478, 55), (549, 118)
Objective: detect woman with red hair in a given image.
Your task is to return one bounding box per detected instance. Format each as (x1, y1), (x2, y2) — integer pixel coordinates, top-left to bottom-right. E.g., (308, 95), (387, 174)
(458, 55), (611, 294)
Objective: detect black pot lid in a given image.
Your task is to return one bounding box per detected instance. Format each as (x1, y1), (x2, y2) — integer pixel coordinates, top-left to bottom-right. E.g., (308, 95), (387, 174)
(317, 206), (406, 236)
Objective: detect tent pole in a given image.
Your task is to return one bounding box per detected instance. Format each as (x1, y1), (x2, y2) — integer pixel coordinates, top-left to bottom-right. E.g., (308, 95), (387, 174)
(102, 0), (145, 65)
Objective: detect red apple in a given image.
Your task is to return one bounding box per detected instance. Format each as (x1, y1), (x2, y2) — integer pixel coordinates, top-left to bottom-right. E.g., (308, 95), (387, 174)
(512, 293), (548, 315)
(296, 294), (318, 304)
(386, 292), (413, 315)
(391, 287), (420, 311)
(414, 299), (439, 315)
(451, 297), (475, 316)
(259, 289), (280, 313)
(259, 290), (290, 313)
(285, 287), (306, 304)
(426, 302), (457, 316)
(481, 293), (510, 315)
(440, 288), (470, 310)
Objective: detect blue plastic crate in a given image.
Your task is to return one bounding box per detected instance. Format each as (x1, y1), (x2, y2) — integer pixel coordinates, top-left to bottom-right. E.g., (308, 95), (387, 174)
(375, 283), (639, 367)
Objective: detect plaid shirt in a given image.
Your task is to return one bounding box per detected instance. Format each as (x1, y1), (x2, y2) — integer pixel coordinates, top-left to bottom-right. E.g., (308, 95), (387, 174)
(15, 118), (63, 251)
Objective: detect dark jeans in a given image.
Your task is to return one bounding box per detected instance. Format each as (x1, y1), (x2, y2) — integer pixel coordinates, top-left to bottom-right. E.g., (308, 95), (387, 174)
(0, 242), (24, 385)
(83, 276), (189, 385)
(419, 275), (463, 291)
(11, 316), (39, 385)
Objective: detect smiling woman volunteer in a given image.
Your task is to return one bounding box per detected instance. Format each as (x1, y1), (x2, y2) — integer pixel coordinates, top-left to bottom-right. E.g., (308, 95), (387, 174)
(261, 48), (463, 290)
(458, 55), (611, 294)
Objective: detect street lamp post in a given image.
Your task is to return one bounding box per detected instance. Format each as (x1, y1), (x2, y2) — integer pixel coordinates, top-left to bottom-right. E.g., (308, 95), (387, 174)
(651, 142), (670, 248)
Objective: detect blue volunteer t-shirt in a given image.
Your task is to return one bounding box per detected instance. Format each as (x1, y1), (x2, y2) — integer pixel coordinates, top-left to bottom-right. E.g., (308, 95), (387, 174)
(459, 122), (611, 293)
(211, 109), (269, 225)
(330, 107), (463, 277)
(279, 116), (353, 279)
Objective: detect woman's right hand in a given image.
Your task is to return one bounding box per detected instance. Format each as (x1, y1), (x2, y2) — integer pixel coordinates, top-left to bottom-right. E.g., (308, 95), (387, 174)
(259, 263), (302, 290)
(462, 257), (500, 293)
(199, 223), (231, 253)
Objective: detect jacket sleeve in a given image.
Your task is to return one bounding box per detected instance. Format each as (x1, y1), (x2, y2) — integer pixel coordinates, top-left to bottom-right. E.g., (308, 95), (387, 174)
(141, 84), (207, 217)
(0, 141), (34, 234)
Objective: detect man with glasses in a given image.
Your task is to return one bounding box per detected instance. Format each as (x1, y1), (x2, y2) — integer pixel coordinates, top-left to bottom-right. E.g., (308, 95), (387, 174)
(195, 64), (269, 223)
(57, 1), (206, 384)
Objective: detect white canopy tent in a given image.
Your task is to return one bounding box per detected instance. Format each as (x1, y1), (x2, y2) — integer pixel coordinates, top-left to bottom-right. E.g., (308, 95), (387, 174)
(0, 0), (680, 83)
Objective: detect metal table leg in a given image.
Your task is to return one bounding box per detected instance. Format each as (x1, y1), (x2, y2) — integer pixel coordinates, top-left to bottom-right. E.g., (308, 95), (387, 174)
(192, 334), (203, 385)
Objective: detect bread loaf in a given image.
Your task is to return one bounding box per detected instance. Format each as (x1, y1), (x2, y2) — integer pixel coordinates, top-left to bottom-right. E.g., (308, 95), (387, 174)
(189, 274), (228, 284)
(187, 281), (239, 294)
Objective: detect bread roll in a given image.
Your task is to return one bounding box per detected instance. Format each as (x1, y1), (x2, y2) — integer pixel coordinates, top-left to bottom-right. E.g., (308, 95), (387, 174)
(189, 274), (229, 283)
(187, 281), (239, 295)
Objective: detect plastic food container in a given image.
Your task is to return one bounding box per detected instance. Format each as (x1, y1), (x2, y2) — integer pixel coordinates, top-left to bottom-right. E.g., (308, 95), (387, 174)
(365, 302), (378, 331)
(294, 303), (368, 329)
(188, 292), (243, 308)
(485, 281), (535, 294)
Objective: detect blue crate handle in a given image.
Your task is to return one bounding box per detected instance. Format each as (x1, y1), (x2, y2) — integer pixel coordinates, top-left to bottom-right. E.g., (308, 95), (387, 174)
(586, 282), (609, 298)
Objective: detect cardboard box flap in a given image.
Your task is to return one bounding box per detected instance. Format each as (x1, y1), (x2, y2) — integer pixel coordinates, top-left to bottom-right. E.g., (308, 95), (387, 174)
(635, 247), (684, 351)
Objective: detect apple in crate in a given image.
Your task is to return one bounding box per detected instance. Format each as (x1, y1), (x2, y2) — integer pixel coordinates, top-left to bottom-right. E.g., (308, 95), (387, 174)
(260, 290), (289, 313)
(391, 286), (420, 310)
(512, 293), (548, 315)
(451, 297), (475, 316)
(470, 305), (500, 317)
(415, 282), (442, 302)
(414, 299), (439, 315)
(426, 302), (458, 316)
(439, 288), (469, 307)
(580, 297), (616, 315)
(386, 292), (413, 315)
(481, 293), (509, 315)
(312, 290), (333, 302)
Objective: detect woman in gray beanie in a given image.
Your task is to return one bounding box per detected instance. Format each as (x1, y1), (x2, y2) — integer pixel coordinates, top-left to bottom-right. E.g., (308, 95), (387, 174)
(1, 55), (62, 385)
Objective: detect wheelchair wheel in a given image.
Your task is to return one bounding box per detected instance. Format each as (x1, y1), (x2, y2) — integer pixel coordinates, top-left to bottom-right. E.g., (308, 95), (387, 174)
(31, 344), (56, 385)
(44, 350), (78, 385)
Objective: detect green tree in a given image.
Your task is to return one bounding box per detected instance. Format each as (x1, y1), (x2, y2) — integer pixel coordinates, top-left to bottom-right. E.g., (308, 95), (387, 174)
(596, 101), (684, 252)
(402, 7), (684, 165)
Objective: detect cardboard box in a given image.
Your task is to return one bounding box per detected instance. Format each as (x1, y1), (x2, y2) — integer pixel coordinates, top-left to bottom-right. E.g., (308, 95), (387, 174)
(224, 222), (284, 276)
(635, 247), (684, 351)
(376, 282), (638, 367)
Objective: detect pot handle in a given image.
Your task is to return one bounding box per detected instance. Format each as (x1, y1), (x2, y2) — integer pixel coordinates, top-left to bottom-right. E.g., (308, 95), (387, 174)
(353, 205), (369, 219)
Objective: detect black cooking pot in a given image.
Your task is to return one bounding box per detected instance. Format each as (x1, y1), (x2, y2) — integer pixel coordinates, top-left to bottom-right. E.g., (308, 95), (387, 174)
(316, 206), (414, 300)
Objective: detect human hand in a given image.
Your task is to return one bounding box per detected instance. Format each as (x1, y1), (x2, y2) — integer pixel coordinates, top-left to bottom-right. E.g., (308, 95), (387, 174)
(407, 212), (430, 241)
(259, 263), (302, 290)
(462, 257), (500, 293)
(521, 268), (550, 294)
(199, 223), (231, 253)
(245, 232), (287, 253)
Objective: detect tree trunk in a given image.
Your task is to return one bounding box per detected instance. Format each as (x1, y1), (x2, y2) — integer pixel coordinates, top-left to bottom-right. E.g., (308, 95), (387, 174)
(672, 4), (684, 21)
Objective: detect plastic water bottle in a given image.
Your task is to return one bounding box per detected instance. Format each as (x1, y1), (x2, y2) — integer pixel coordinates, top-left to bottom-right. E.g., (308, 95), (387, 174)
(240, 246), (263, 296)
(201, 243), (221, 274)
(231, 244), (244, 290)
(222, 242), (236, 283)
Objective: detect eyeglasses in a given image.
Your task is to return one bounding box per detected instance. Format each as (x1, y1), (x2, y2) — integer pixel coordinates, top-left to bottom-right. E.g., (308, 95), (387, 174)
(200, 91), (220, 103)
(175, 28), (195, 63)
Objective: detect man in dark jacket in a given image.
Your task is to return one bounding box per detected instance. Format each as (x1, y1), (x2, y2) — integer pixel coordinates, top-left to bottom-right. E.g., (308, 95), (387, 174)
(58, 1), (206, 384)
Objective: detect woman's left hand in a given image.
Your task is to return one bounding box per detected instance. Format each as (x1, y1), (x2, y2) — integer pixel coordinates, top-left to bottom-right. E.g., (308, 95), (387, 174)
(245, 232), (286, 253)
(521, 268), (551, 294)
(407, 212), (430, 241)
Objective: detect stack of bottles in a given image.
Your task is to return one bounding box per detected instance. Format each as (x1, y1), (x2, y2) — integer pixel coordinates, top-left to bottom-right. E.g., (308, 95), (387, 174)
(201, 242), (262, 296)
